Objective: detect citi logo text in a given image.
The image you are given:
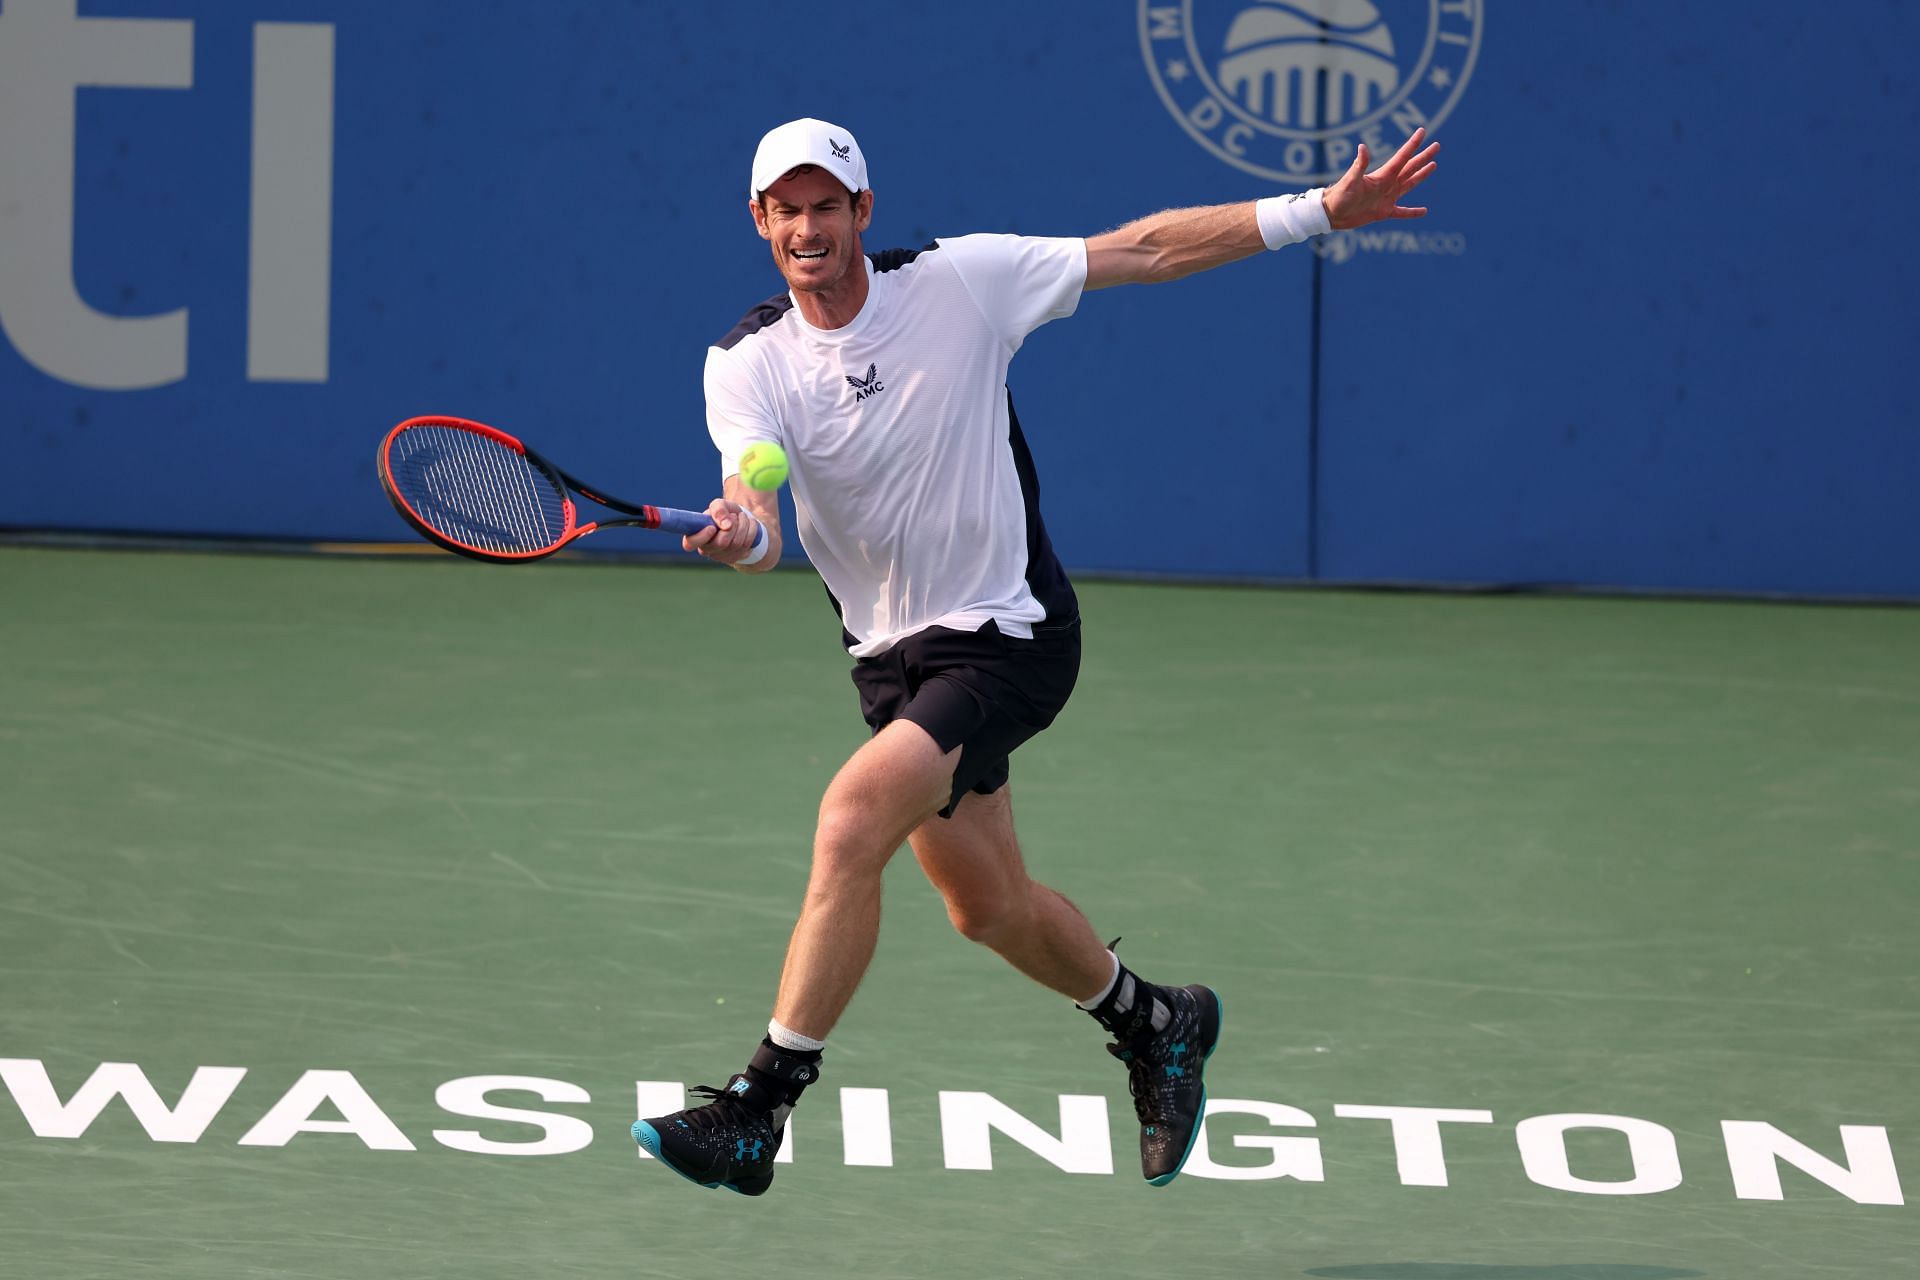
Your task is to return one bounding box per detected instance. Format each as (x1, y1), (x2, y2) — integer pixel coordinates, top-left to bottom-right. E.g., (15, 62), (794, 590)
(0, 0), (336, 389)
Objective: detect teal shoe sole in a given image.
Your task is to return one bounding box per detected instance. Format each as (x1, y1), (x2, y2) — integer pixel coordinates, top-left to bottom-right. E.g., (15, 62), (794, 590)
(632, 1119), (767, 1196)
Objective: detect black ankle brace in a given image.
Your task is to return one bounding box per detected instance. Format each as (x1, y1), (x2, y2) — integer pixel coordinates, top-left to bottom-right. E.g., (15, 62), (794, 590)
(1086, 965), (1166, 1043)
(743, 1039), (822, 1109)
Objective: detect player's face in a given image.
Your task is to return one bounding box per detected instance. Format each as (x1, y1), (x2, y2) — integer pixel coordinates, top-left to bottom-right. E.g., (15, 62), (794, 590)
(752, 166), (873, 295)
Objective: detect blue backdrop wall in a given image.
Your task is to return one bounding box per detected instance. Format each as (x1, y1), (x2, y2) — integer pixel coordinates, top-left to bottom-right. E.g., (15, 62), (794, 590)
(1, 1), (1914, 597)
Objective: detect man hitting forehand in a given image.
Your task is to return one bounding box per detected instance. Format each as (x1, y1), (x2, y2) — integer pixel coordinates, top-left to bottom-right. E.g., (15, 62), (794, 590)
(631, 116), (1439, 1194)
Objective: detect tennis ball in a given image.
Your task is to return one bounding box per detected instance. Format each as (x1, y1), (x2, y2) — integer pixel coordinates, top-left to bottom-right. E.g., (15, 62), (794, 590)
(740, 442), (789, 491)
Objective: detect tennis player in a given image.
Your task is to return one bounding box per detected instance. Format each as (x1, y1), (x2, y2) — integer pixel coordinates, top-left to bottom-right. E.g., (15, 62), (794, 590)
(632, 117), (1439, 1194)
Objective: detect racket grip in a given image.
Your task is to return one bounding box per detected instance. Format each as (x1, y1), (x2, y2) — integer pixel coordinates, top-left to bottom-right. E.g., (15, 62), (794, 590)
(651, 507), (719, 536)
(653, 507), (770, 555)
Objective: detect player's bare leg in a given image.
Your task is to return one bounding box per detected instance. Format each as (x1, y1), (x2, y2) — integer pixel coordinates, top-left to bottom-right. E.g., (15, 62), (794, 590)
(908, 786), (1112, 1000)
(913, 784), (1223, 1186)
(772, 720), (959, 1037)
(633, 719), (958, 1194)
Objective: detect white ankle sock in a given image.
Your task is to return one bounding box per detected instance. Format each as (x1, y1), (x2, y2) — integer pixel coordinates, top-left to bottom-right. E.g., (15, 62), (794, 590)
(1074, 951), (1122, 1010)
(1075, 954), (1171, 1033)
(767, 1019), (827, 1053)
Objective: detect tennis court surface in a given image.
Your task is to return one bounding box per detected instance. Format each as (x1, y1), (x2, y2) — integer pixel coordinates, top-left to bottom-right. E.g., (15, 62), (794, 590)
(3, 546), (1915, 1278)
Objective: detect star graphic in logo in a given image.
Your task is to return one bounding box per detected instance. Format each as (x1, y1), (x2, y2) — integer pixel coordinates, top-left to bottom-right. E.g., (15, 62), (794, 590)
(1165, 59), (1189, 82)
(1429, 66), (1453, 90)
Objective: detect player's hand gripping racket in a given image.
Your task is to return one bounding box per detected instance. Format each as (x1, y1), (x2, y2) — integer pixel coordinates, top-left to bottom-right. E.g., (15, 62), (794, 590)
(376, 415), (764, 564)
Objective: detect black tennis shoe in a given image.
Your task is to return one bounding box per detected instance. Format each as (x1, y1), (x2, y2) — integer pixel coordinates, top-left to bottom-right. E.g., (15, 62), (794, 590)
(631, 1075), (783, 1196)
(1108, 983), (1224, 1186)
(632, 1041), (818, 1196)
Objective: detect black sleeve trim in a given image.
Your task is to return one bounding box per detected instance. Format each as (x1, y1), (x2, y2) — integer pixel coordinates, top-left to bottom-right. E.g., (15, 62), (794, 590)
(868, 242), (941, 274)
(716, 294), (796, 351)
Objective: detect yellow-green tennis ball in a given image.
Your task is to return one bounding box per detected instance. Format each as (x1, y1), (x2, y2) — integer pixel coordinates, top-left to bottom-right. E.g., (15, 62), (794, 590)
(740, 442), (789, 491)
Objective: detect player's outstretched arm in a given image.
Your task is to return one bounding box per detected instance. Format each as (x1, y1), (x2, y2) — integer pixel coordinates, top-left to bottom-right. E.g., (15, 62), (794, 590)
(1084, 128), (1439, 291)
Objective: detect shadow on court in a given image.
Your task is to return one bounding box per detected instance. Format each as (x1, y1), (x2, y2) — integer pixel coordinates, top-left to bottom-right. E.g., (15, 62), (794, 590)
(1306, 1267), (1706, 1280)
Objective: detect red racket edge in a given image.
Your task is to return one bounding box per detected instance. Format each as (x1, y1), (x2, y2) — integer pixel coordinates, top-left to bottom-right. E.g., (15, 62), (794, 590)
(388, 414), (529, 453)
(376, 417), (577, 563)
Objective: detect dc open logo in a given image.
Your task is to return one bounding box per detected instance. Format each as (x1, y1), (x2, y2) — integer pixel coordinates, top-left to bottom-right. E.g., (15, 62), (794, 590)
(1138, 1), (1482, 186)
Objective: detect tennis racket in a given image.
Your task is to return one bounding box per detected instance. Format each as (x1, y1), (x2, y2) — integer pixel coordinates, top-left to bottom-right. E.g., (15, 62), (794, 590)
(376, 415), (763, 564)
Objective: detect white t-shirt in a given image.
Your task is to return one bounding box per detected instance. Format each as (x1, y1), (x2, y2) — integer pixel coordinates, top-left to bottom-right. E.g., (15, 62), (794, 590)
(704, 234), (1087, 657)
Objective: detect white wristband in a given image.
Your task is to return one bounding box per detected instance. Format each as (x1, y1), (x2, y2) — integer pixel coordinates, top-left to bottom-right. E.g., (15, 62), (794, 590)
(736, 521), (770, 567)
(1255, 189), (1331, 249)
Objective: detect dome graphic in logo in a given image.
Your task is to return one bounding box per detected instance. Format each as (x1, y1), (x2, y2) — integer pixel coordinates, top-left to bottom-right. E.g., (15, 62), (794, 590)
(1220, 1), (1398, 129)
(1140, 0), (1481, 185)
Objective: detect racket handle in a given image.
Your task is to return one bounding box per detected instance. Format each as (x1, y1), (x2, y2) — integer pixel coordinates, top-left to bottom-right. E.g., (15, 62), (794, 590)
(650, 507), (717, 537)
(653, 506), (770, 555)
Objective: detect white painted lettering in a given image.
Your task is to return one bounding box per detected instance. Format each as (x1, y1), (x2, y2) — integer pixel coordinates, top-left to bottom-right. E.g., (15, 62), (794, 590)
(939, 1091), (1112, 1175)
(236, 1070), (414, 1150)
(840, 1087), (893, 1167)
(431, 1075), (593, 1157)
(1722, 1121), (1903, 1205)
(1516, 1113), (1683, 1196)
(0, 1058), (244, 1142)
(1334, 1104), (1493, 1186)
(1184, 1099), (1324, 1182)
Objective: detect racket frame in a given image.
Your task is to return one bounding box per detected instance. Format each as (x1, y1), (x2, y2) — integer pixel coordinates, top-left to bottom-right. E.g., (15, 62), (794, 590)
(376, 414), (708, 563)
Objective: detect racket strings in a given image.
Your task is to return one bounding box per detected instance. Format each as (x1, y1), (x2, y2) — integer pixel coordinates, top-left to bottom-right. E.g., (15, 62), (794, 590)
(388, 426), (570, 555)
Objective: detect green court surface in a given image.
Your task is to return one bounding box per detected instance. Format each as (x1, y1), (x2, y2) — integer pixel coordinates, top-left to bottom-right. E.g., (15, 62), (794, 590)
(2, 546), (1916, 1279)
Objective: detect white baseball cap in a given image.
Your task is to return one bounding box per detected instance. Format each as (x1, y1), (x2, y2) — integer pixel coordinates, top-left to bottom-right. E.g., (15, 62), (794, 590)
(749, 118), (868, 200)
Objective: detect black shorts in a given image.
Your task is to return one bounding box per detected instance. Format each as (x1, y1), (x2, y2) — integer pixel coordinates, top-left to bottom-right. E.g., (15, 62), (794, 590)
(850, 618), (1082, 818)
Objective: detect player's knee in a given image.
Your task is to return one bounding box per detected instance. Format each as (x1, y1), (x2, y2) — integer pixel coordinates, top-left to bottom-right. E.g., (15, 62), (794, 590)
(809, 799), (893, 882)
(944, 889), (1023, 946)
